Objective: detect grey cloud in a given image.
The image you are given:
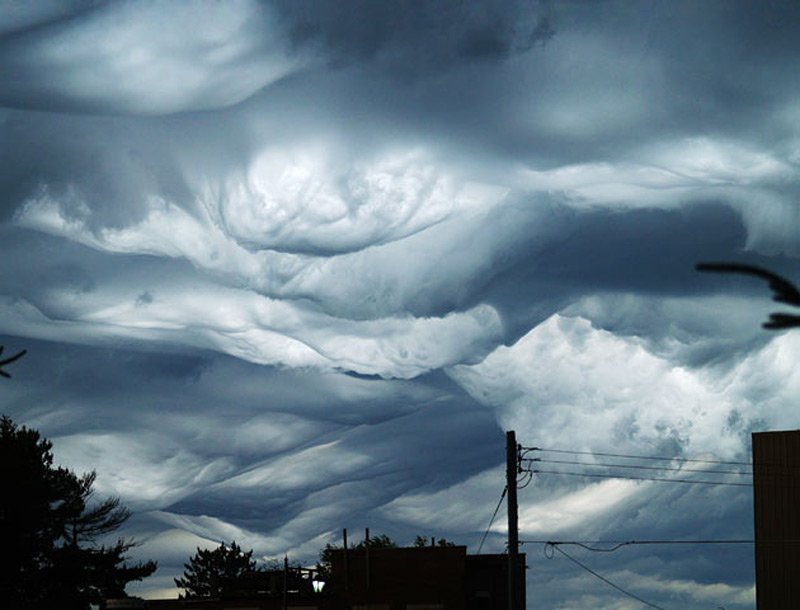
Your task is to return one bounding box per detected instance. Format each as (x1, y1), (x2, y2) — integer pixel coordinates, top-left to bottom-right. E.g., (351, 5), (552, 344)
(0, 1), (100, 38)
(516, 461), (754, 607)
(563, 292), (774, 369)
(0, 0), (553, 117)
(273, 0), (552, 71)
(3, 3), (800, 607)
(447, 312), (778, 466)
(0, 1), (303, 115)
(168, 391), (500, 524)
(1, 334), (505, 597)
(0, 110), (195, 228)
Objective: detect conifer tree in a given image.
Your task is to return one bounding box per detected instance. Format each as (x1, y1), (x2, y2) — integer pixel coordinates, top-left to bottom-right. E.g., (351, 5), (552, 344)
(175, 541), (257, 599)
(0, 415), (156, 609)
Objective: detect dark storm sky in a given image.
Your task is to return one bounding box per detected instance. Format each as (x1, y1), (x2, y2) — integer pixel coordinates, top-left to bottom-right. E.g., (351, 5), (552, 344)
(2, 2), (800, 607)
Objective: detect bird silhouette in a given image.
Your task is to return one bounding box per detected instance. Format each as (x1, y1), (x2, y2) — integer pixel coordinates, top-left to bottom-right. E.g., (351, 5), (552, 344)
(0, 346), (26, 378)
(696, 262), (800, 329)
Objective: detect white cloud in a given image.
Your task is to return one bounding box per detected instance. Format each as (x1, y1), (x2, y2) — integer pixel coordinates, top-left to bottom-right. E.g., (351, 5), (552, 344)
(128, 526), (221, 567)
(381, 467), (506, 533)
(517, 136), (800, 256)
(213, 145), (506, 253)
(1, 0), (307, 114)
(519, 137), (795, 206)
(630, 572), (755, 605)
(562, 292), (773, 367)
(215, 440), (372, 491)
(51, 432), (237, 509)
(449, 314), (747, 459)
(4, 4), (800, 608)
(0, 274), (503, 379)
(12, 144), (513, 319)
(714, 331), (800, 432)
(516, 479), (642, 536)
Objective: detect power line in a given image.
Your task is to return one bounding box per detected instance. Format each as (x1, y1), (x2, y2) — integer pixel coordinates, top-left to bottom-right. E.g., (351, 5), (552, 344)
(522, 539), (757, 552)
(523, 457), (751, 476)
(523, 539), (800, 548)
(545, 543), (667, 610)
(531, 469), (752, 487)
(522, 446), (751, 466)
(476, 485), (507, 555)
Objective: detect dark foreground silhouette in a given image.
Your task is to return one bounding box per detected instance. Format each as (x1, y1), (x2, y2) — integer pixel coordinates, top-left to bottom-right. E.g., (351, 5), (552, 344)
(696, 262), (800, 329)
(0, 346), (26, 378)
(0, 415), (156, 609)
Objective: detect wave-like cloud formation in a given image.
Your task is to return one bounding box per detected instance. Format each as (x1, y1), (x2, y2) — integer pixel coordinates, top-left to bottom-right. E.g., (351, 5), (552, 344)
(0, 1), (306, 114)
(450, 314), (753, 458)
(3, 2), (800, 608)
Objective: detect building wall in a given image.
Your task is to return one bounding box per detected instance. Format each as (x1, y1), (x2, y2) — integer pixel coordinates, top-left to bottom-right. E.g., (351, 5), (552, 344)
(752, 430), (800, 609)
(328, 547), (526, 610)
(465, 554), (525, 610)
(330, 546), (467, 610)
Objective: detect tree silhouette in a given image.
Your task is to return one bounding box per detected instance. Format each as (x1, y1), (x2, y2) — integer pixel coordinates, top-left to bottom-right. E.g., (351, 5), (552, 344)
(412, 535), (456, 547)
(696, 262), (800, 329)
(0, 415), (156, 609)
(358, 533), (397, 549)
(175, 541), (257, 599)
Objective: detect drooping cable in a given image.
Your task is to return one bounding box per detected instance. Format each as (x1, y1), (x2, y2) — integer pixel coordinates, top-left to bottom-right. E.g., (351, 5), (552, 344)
(523, 539), (757, 551)
(476, 485), (507, 554)
(531, 469), (752, 487)
(522, 446), (751, 467)
(517, 469), (535, 489)
(524, 457), (751, 476)
(545, 543), (667, 610)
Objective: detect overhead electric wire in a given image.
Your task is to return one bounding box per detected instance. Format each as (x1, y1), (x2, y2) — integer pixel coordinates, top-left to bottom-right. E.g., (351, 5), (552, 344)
(518, 443), (764, 608)
(531, 469), (752, 487)
(522, 446), (751, 467)
(476, 485), (507, 554)
(523, 457), (751, 476)
(517, 469), (535, 489)
(523, 538), (800, 550)
(522, 539), (758, 552)
(545, 543), (667, 610)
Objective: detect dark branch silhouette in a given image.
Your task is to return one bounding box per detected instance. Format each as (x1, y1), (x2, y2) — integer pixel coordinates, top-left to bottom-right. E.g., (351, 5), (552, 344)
(175, 541), (259, 599)
(1, 415), (156, 606)
(696, 262), (800, 329)
(0, 347), (26, 378)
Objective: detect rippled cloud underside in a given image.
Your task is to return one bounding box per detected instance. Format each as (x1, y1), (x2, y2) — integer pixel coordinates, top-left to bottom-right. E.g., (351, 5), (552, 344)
(2, 2), (800, 607)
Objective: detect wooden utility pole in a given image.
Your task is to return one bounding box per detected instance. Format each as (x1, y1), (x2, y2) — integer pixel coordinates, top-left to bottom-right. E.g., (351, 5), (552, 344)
(282, 555), (288, 610)
(342, 528), (349, 592)
(365, 527), (371, 607)
(506, 430), (520, 610)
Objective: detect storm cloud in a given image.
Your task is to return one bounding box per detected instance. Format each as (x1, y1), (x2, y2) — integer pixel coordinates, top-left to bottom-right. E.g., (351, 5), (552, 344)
(2, 1), (800, 607)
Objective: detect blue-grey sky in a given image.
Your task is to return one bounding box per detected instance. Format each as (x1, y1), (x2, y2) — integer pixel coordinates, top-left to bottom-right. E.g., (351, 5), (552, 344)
(2, 1), (800, 607)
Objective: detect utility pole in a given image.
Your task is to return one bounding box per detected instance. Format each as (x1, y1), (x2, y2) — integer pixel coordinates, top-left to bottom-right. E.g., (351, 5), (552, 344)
(342, 528), (349, 592)
(506, 430), (520, 610)
(365, 527), (371, 608)
(282, 555), (288, 610)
